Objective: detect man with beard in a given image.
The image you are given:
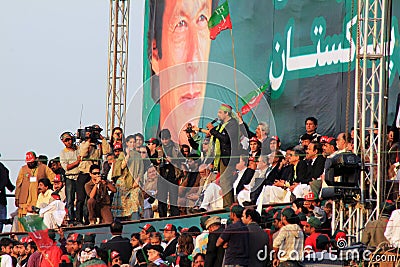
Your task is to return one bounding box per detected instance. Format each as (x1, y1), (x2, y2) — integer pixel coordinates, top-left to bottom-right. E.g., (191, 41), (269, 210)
(48, 157), (65, 176)
(18, 237), (32, 267)
(194, 104), (240, 207)
(0, 237), (13, 267)
(64, 233), (83, 264)
(15, 151), (55, 231)
(52, 174), (66, 203)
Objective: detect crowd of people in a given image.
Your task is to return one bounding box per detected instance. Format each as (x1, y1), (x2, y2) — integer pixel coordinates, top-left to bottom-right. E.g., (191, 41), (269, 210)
(0, 103), (400, 266)
(0, 201), (399, 267)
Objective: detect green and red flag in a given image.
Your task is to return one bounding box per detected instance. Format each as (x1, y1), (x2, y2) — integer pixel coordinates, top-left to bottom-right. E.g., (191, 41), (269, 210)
(208, 1), (232, 40)
(19, 215), (54, 251)
(241, 82), (269, 115)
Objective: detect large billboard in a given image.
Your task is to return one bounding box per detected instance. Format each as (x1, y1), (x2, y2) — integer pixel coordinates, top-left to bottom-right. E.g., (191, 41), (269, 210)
(142, 0), (400, 146)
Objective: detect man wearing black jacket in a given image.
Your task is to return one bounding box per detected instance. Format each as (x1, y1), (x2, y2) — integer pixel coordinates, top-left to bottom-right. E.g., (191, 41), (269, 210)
(0, 162), (15, 232)
(100, 221), (132, 264)
(195, 104), (240, 207)
(251, 152), (284, 204)
(158, 129), (181, 217)
(204, 217), (224, 267)
(161, 224), (178, 258)
(307, 142), (326, 197)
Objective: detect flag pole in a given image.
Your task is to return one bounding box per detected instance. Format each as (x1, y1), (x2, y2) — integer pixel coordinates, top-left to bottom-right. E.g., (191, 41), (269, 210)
(230, 28), (239, 111)
(248, 103), (259, 126)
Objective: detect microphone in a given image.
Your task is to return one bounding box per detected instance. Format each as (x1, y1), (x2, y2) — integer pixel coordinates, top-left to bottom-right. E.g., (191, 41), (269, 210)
(210, 118), (219, 124)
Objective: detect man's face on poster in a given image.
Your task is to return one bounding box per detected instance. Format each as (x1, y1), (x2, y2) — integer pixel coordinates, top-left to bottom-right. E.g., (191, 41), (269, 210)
(151, 0), (213, 143)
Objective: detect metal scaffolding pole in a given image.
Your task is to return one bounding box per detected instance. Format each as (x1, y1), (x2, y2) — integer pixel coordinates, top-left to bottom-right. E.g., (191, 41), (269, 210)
(106, 0), (130, 138)
(353, 0), (390, 241)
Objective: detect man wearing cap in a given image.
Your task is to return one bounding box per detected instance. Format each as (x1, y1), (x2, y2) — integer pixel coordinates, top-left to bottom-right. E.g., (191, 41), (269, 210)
(0, 161), (15, 232)
(302, 216), (323, 254)
(161, 224), (178, 258)
(65, 233), (83, 258)
(217, 205), (249, 267)
(303, 192), (326, 223)
(320, 136), (337, 158)
(273, 207), (304, 267)
(100, 221), (132, 264)
(249, 137), (262, 159)
(76, 125), (111, 225)
(48, 157), (65, 176)
(194, 104), (241, 207)
(270, 136), (286, 156)
(53, 174), (66, 203)
(63, 233), (82, 265)
(15, 151), (55, 230)
(362, 201), (395, 247)
(135, 224), (156, 266)
(204, 216), (224, 267)
(60, 131), (81, 224)
(147, 244), (167, 266)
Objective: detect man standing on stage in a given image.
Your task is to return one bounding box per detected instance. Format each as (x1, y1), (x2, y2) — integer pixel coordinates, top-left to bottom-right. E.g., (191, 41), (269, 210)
(194, 104), (240, 207)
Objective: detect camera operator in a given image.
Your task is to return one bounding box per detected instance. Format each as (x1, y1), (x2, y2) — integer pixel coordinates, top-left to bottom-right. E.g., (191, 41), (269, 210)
(185, 123), (201, 154)
(76, 124), (111, 225)
(85, 164), (116, 225)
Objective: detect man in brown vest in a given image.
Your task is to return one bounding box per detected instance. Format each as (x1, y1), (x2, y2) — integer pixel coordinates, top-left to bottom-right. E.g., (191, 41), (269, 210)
(15, 151), (55, 230)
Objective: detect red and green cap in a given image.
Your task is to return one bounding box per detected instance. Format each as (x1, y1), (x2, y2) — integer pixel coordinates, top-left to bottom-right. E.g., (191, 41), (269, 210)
(25, 151), (36, 163)
(219, 104), (233, 113)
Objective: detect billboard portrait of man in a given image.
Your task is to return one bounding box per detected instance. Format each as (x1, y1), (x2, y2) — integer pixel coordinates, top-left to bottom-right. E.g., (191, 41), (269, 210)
(148, 0), (219, 144)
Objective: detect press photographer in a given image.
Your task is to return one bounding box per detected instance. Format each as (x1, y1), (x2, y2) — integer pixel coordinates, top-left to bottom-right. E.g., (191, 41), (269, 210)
(76, 124), (111, 225)
(85, 164), (116, 224)
(185, 122), (203, 155)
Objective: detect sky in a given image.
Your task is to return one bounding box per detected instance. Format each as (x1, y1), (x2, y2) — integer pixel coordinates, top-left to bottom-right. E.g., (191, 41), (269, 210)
(0, 0), (145, 224)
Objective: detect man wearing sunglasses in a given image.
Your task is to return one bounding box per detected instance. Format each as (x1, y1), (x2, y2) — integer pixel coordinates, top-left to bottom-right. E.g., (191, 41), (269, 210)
(85, 164), (116, 225)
